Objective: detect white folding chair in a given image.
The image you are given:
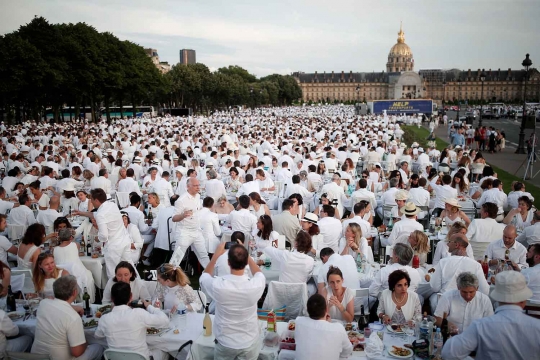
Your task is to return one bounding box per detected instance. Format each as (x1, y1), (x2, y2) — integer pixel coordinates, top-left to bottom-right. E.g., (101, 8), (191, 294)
(196, 290), (207, 313)
(277, 234), (286, 250)
(8, 224), (27, 243)
(11, 269), (34, 298)
(115, 192), (130, 209)
(104, 349), (146, 360)
(262, 281), (308, 321)
(353, 288), (370, 315)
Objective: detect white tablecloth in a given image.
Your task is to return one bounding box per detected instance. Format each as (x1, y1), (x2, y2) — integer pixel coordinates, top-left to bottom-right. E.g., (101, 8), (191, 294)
(80, 256), (108, 289)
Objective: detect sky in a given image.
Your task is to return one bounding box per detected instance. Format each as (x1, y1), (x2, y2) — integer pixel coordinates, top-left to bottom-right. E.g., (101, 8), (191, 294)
(1, 0), (539, 77)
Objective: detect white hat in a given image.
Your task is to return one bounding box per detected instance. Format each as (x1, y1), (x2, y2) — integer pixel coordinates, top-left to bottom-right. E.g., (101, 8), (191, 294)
(174, 166), (187, 176)
(395, 190), (409, 201)
(443, 198), (462, 208)
(490, 271), (532, 303)
(63, 182), (76, 192)
(400, 202), (420, 216)
(301, 212), (318, 224)
(373, 162), (381, 168)
(418, 147), (424, 153)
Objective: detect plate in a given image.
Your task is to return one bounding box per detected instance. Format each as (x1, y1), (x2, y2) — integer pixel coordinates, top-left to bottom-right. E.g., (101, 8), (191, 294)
(388, 346), (413, 358)
(83, 319), (99, 329)
(146, 327), (166, 336)
(386, 324), (404, 333)
(7, 311), (24, 320)
(347, 331), (365, 345)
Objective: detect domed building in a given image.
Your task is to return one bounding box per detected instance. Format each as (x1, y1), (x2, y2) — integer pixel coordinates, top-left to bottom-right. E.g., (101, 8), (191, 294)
(386, 23), (414, 73)
(293, 23), (539, 105)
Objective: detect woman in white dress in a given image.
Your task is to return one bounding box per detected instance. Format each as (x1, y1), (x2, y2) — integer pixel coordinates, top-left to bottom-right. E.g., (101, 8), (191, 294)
(339, 223), (372, 262)
(121, 212), (144, 264)
(253, 214), (279, 249)
(32, 253), (69, 298)
(53, 228), (96, 302)
(61, 183), (80, 216)
(377, 270), (421, 325)
(436, 198), (471, 227)
(248, 192), (271, 217)
(154, 263), (202, 312)
(325, 266), (355, 322)
(76, 190), (93, 212)
(102, 261), (150, 304)
(147, 193), (164, 228)
(17, 224), (49, 271)
(503, 196), (534, 232)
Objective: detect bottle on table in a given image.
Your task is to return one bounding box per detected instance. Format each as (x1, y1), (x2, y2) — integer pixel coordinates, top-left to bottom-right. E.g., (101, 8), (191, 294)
(6, 285), (16, 312)
(357, 305), (368, 331)
(83, 287), (91, 316)
(433, 328), (443, 359)
(419, 317), (430, 341)
(203, 303), (212, 336)
(177, 302), (187, 330)
(267, 309), (276, 332)
(79, 236), (86, 257)
(482, 255), (489, 278)
(412, 254), (420, 269)
(387, 216), (394, 232)
(355, 253), (363, 273)
(86, 235), (92, 256)
(147, 208), (153, 225)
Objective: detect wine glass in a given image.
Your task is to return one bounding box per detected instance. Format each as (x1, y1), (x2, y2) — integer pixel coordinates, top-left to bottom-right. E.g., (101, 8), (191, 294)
(23, 300), (30, 318)
(402, 323), (415, 344)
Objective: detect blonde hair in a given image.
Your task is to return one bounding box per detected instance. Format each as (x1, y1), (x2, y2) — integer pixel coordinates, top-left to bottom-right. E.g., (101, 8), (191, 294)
(33, 253), (62, 293)
(158, 263), (190, 287)
(82, 169), (94, 180)
(347, 223), (363, 248)
(409, 230), (430, 254)
(446, 222), (468, 241)
(148, 192), (160, 205)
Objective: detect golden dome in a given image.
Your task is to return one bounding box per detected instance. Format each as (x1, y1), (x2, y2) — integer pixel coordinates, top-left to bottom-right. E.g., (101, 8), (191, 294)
(388, 22), (412, 57)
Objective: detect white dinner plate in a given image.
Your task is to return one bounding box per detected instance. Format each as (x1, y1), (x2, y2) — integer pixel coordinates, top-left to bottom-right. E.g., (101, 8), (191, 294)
(387, 347), (413, 358)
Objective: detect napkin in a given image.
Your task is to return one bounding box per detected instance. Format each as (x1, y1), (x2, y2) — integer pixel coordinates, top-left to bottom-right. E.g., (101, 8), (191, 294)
(365, 332), (384, 359)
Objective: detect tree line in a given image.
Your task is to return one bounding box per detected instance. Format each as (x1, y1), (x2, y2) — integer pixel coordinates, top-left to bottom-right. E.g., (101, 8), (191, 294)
(0, 17), (302, 123)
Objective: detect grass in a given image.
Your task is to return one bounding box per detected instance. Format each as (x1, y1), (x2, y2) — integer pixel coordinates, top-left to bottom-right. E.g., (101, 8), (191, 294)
(401, 125), (540, 202)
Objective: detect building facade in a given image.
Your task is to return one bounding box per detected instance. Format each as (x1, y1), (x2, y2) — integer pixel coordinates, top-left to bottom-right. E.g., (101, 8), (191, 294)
(144, 48), (171, 73)
(293, 25), (539, 104)
(179, 49), (196, 65)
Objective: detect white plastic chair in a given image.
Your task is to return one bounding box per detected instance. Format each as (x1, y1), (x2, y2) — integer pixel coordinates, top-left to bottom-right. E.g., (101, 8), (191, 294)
(144, 280), (157, 296)
(103, 349), (146, 360)
(353, 288), (370, 315)
(8, 224), (27, 243)
(115, 192), (130, 209)
(196, 290), (207, 313)
(277, 234), (286, 250)
(11, 269), (34, 297)
(262, 281), (308, 321)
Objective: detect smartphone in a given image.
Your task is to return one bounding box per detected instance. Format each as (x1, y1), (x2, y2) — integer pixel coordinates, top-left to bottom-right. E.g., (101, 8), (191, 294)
(224, 242), (234, 249)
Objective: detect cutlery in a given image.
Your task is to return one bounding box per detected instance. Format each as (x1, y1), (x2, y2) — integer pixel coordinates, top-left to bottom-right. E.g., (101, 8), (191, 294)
(159, 328), (173, 337)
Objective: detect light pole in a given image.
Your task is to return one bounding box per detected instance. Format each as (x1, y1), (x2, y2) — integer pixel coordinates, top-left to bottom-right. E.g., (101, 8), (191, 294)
(356, 85), (360, 103)
(516, 53), (532, 154)
(480, 69), (486, 127)
(456, 79), (462, 121)
(442, 80), (446, 115)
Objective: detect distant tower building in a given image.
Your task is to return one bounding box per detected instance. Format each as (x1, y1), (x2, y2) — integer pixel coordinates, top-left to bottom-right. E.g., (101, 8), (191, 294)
(179, 49), (196, 65)
(386, 22), (414, 73)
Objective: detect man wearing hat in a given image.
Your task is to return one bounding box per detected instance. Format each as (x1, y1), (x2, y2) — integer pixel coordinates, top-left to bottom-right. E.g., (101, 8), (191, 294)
(442, 271), (539, 360)
(386, 202), (424, 246)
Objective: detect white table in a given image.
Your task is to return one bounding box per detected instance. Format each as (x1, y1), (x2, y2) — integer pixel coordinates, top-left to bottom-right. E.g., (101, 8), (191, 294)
(80, 256), (108, 289)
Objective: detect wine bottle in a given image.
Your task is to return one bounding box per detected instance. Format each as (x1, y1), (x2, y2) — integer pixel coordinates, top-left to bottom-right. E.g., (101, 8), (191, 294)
(83, 287), (91, 316)
(86, 238), (92, 256)
(203, 303), (212, 336)
(6, 285), (16, 312)
(147, 207), (153, 224)
(79, 236), (86, 256)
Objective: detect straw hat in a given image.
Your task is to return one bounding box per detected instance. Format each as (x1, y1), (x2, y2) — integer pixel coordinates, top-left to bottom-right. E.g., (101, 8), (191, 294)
(444, 198), (462, 208)
(395, 190), (409, 201)
(400, 202), (420, 216)
(490, 271), (532, 303)
(301, 212), (318, 224)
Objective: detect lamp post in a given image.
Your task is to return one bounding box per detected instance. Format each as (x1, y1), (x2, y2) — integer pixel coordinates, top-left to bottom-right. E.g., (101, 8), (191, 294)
(356, 85), (360, 103)
(442, 81), (446, 115)
(480, 69), (486, 127)
(456, 79), (462, 121)
(516, 53), (532, 154)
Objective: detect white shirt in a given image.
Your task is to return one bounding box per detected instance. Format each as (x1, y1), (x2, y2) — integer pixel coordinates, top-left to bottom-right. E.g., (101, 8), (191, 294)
(117, 177), (142, 196)
(477, 188), (507, 215)
(387, 217), (424, 245)
(0, 236), (13, 266)
(442, 305), (540, 360)
(381, 187), (399, 206)
(36, 208), (61, 228)
(95, 305), (168, 359)
(466, 218), (506, 260)
(522, 263), (540, 301)
(229, 209), (257, 236)
(31, 299), (87, 360)
(199, 207), (221, 253)
(317, 253), (359, 290)
(430, 176), (458, 209)
(351, 188), (377, 213)
(408, 187), (430, 208)
(507, 190), (534, 210)
(263, 247), (314, 283)
(517, 222), (540, 246)
(7, 205), (36, 226)
(149, 178), (174, 206)
(90, 176), (112, 196)
(236, 181), (260, 198)
(200, 272), (265, 349)
(369, 262), (421, 297)
(0, 309), (19, 355)
(318, 217), (343, 253)
(434, 289), (494, 332)
(485, 239), (528, 269)
(342, 216), (371, 239)
(101, 278), (151, 305)
(295, 316), (353, 360)
(95, 201), (129, 246)
(173, 192), (202, 232)
(0, 199), (15, 215)
(205, 178), (227, 201)
(432, 240), (475, 265)
(429, 256), (489, 295)
(123, 206), (150, 234)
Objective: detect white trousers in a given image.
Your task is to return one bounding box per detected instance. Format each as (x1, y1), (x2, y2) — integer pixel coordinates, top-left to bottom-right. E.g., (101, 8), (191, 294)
(169, 230), (210, 268)
(104, 241), (133, 279)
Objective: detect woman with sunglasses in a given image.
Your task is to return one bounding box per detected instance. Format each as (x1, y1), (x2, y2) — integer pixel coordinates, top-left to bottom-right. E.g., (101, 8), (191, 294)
(33, 253), (70, 299)
(154, 264), (202, 313)
(102, 261), (150, 305)
(254, 215), (279, 249)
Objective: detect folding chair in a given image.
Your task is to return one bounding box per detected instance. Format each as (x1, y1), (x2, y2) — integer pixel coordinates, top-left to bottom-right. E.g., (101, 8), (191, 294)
(262, 281), (308, 321)
(104, 349), (146, 360)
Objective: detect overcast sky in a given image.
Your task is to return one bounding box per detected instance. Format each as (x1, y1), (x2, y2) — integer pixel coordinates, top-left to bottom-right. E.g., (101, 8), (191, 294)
(1, 0), (538, 77)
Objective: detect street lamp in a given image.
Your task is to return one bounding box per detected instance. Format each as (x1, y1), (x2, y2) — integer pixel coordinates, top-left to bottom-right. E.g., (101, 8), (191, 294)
(480, 69), (486, 127)
(456, 79), (462, 121)
(516, 53), (532, 154)
(442, 80), (446, 115)
(356, 86), (360, 103)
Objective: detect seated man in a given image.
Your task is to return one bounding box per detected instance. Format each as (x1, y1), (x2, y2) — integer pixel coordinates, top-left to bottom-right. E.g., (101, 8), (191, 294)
(295, 293), (353, 360)
(32, 275), (103, 360)
(229, 195), (257, 236)
(386, 202), (424, 246)
(434, 272), (493, 333)
(95, 282), (169, 359)
(442, 271), (539, 360)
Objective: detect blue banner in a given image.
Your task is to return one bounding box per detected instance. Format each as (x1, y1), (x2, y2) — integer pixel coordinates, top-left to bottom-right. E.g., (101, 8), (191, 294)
(373, 100), (433, 114)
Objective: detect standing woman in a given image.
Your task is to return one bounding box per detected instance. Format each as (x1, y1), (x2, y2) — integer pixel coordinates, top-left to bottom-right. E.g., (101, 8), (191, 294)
(474, 127), (481, 150)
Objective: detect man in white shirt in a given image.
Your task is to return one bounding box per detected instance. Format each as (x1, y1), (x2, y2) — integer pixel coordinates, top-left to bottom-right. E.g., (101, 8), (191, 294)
(205, 169), (227, 201)
(36, 195), (61, 228)
(485, 225), (528, 270)
(442, 271), (539, 360)
(398, 161), (410, 185)
(31, 275), (103, 360)
(467, 202), (506, 260)
(236, 174), (260, 200)
(318, 205), (343, 253)
(0, 215), (17, 265)
(7, 194), (36, 227)
(229, 195), (257, 236)
(0, 306), (32, 355)
(434, 272), (493, 333)
(321, 173), (346, 217)
(200, 242), (265, 359)
(95, 282), (169, 359)
(350, 178), (377, 216)
(387, 202), (424, 246)
(117, 168), (142, 196)
(507, 182), (534, 210)
(522, 243), (540, 300)
(378, 178), (399, 219)
(369, 243), (421, 297)
(477, 179), (507, 221)
(408, 177), (430, 217)
(149, 171), (174, 207)
(425, 234), (489, 314)
(430, 174), (458, 216)
(275, 161), (292, 183)
(0, 187), (17, 214)
(169, 178), (210, 268)
(90, 169), (112, 198)
(317, 247), (359, 297)
(517, 210), (540, 247)
(295, 294), (353, 360)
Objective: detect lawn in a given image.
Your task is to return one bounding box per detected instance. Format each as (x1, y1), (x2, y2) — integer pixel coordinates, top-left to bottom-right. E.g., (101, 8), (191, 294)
(401, 125), (540, 202)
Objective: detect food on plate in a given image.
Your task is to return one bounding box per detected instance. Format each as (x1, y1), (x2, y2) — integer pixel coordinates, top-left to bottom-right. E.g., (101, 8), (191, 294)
(95, 311), (102, 318)
(146, 327), (161, 335)
(7, 312), (23, 320)
(288, 321), (296, 331)
(347, 331), (365, 344)
(98, 304), (112, 314)
(344, 323), (352, 331)
(391, 324), (403, 332)
(83, 319), (98, 328)
(428, 268), (436, 274)
(390, 345), (412, 357)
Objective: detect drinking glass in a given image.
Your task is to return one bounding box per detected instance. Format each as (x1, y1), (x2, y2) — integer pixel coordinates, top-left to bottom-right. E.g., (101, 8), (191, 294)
(402, 323), (415, 344)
